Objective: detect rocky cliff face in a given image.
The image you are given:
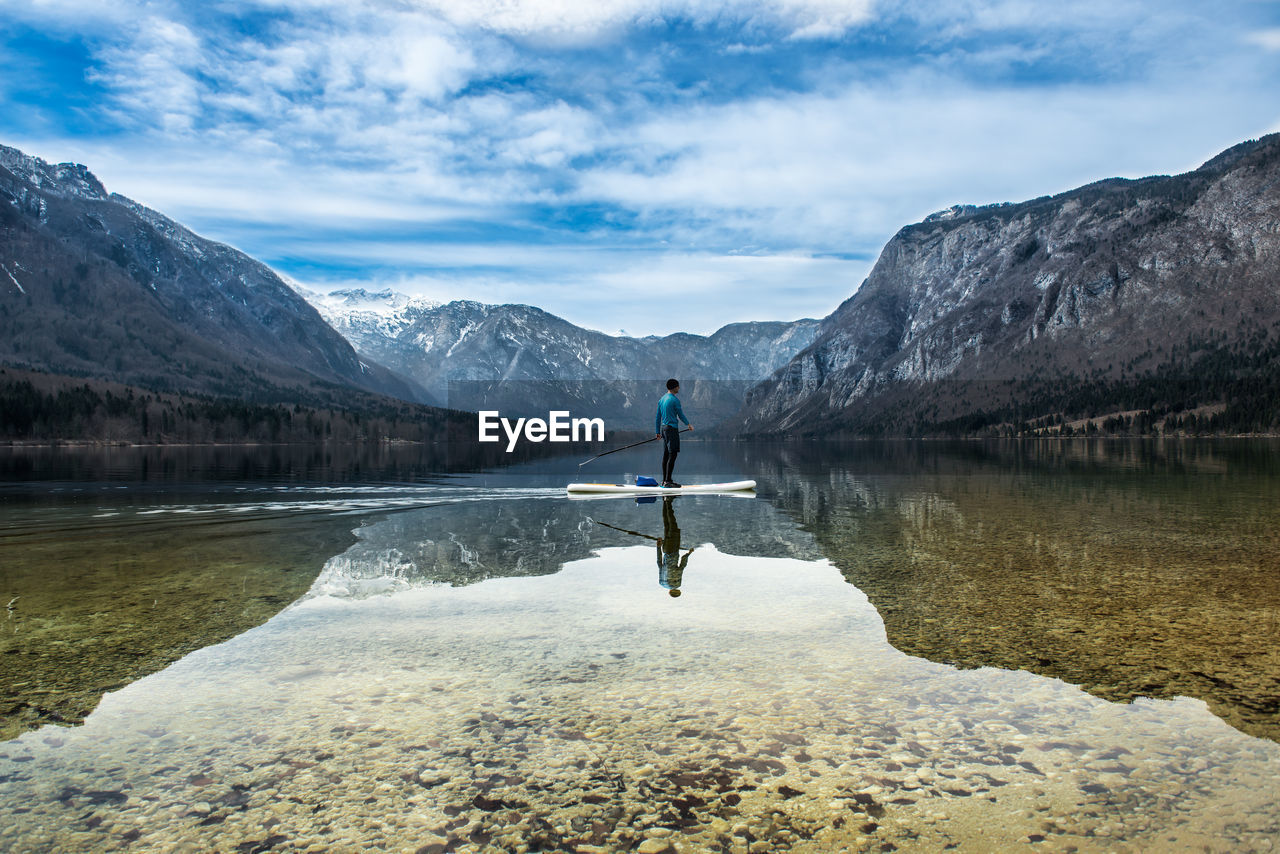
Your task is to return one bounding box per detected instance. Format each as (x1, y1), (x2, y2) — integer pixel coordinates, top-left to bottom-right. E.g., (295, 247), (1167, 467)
(0, 144), (423, 405)
(310, 288), (820, 425)
(735, 134), (1280, 435)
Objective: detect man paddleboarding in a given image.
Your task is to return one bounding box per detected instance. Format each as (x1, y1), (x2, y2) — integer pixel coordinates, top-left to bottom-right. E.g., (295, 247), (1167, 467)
(655, 378), (692, 488)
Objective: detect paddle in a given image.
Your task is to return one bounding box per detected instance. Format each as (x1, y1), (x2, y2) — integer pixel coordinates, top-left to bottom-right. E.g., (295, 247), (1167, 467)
(589, 518), (697, 555)
(589, 518), (660, 541)
(577, 427), (692, 467)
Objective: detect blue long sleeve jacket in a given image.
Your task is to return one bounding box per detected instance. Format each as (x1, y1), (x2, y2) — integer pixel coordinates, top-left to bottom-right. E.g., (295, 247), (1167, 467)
(655, 392), (689, 434)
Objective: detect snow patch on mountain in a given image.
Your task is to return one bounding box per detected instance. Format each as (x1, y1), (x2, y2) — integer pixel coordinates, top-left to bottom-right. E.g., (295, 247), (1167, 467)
(299, 286), (822, 423)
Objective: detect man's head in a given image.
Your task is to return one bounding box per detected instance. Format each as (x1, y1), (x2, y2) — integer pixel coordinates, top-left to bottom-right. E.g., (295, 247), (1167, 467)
(666, 378), (679, 392)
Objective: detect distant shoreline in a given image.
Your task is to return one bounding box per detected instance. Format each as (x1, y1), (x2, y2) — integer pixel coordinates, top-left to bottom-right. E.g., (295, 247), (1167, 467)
(0, 438), (431, 449)
(5, 433), (1280, 449)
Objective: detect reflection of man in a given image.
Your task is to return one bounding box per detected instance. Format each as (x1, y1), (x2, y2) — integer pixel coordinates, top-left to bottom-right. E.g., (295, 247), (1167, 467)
(656, 497), (693, 597)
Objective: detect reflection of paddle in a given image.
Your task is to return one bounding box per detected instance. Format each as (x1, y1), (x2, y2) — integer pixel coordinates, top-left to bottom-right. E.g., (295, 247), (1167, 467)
(589, 518), (696, 555)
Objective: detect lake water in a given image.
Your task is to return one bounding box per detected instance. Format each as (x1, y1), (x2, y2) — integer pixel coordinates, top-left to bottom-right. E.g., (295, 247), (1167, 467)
(1, 440), (1278, 852)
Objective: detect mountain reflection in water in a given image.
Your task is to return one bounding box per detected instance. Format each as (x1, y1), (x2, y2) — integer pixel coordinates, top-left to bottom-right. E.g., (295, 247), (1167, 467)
(308, 491), (819, 599)
(0, 509), (361, 741)
(738, 439), (1280, 743)
(4, 439), (1278, 755)
(1, 479), (1277, 852)
(304, 439), (1280, 745)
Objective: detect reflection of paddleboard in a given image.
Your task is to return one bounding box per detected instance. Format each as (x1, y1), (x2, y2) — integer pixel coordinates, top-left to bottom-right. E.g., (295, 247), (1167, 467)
(566, 480), (756, 495)
(568, 491), (755, 502)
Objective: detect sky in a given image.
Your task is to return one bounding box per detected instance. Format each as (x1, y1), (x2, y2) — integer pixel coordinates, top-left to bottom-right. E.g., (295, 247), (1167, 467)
(3, 1), (1280, 335)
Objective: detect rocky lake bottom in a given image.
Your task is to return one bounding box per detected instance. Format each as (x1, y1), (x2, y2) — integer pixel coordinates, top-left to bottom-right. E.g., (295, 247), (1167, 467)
(1, 440), (1278, 852)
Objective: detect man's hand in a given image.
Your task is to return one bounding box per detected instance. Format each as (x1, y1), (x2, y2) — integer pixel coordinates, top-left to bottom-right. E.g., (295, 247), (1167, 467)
(656, 433), (661, 439)
(688, 425), (694, 431)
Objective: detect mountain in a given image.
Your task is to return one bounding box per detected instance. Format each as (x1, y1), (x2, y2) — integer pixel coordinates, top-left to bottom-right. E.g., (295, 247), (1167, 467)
(0, 144), (425, 406)
(308, 287), (820, 427)
(734, 134), (1280, 437)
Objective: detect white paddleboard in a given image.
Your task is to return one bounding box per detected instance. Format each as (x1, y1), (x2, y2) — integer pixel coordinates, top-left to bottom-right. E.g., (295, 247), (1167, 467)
(566, 480), (756, 495)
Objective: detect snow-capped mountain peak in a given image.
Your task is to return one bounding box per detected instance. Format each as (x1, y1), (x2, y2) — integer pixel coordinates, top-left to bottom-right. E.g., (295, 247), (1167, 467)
(315, 287), (439, 316)
(299, 286), (820, 423)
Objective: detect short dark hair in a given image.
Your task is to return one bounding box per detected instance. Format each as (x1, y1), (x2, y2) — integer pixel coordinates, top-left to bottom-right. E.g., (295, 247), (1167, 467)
(666, 378), (679, 390)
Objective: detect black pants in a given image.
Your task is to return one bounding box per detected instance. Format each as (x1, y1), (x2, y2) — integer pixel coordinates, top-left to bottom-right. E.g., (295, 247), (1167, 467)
(661, 425), (680, 482)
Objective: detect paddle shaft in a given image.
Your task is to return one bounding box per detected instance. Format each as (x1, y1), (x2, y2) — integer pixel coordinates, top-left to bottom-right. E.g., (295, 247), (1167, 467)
(578, 427), (691, 467)
(591, 518), (660, 541)
(591, 518), (696, 555)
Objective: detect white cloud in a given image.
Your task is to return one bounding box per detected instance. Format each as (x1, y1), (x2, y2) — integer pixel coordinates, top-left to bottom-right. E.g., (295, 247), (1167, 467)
(34, 31), (1272, 334)
(897, 0), (1166, 38)
(268, 239), (628, 270)
(154, 0), (877, 49)
(494, 101), (604, 168)
(1245, 28), (1280, 51)
(4, 0), (150, 30)
(285, 11), (478, 104)
(777, 0), (878, 39)
(49, 144), (485, 228)
(11, 0), (1279, 336)
(297, 249), (861, 334)
(407, 0), (877, 42)
(89, 16), (204, 132)
(53, 0), (878, 154)
(573, 72), (1268, 251)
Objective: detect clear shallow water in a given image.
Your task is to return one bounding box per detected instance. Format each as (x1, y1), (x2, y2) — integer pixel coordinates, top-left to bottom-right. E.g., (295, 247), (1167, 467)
(1, 440), (1278, 851)
(751, 441), (1280, 744)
